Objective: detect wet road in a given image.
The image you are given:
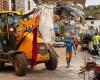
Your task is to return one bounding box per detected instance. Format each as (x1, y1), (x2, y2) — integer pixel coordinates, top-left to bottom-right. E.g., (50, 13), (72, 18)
(0, 46), (88, 80)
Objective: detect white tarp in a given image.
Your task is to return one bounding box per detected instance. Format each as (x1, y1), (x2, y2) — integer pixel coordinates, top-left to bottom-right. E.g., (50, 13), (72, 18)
(39, 5), (55, 44)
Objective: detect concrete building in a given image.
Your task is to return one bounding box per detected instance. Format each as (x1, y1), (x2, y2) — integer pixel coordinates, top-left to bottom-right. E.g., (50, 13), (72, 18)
(0, 0), (9, 11)
(24, 0), (36, 13)
(85, 19), (100, 32)
(0, 0), (3, 10)
(0, 0), (36, 13)
(15, 0), (36, 13)
(0, 0), (86, 12)
(0, 0), (17, 11)
(48, 0), (86, 6)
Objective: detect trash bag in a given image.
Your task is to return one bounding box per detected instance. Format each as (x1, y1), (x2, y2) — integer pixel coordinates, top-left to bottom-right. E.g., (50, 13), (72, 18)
(39, 4), (55, 44)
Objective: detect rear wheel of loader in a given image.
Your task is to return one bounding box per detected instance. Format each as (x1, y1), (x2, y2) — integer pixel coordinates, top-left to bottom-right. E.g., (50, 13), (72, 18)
(14, 53), (27, 76)
(0, 61), (5, 70)
(45, 51), (58, 70)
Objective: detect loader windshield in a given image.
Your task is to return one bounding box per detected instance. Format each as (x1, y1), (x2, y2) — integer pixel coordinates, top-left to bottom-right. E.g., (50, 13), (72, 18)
(0, 14), (6, 32)
(7, 13), (21, 28)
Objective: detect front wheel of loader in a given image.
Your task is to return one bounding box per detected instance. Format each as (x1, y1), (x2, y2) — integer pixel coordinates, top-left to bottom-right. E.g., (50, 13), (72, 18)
(0, 61), (5, 70)
(14, 53), (27, 76)
(45, 51), (58, 70)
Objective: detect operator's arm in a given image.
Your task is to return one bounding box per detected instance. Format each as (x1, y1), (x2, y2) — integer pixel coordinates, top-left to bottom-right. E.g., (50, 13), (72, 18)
(21, 8), (40, 28)
(22, 9), (35, 18)
(22, 16), (40, 28)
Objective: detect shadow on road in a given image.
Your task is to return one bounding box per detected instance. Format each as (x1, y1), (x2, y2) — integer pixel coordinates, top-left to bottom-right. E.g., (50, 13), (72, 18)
(0, 65), (14, 73)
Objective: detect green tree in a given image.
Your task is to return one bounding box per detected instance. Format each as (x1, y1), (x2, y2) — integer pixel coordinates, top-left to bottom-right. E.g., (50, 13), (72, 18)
(97, 5), (100, 9)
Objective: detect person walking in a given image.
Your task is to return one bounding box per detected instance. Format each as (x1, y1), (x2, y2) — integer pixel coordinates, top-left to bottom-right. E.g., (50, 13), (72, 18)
(74, 37), (78, 50)
(64, 36), (76, 68)
(92, 32), (100, 55)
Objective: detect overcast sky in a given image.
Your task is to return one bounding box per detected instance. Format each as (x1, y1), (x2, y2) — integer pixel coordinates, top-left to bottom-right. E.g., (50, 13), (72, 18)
(85, 0), (100, 6)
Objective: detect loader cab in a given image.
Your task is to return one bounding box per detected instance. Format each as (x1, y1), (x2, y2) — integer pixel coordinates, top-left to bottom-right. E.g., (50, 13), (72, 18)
(0, 12), (21, 52)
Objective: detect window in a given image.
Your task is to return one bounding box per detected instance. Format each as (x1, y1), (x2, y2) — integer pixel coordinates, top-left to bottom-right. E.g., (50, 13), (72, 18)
(91, 21), (94, 24)
(3, 1), (8, 10)
(11, 0), (16, 11)
(28, 0), (30, 10)
(0, 14), (6, 32)
(13, 14), (21, 27)
(7, 13), (21, 28)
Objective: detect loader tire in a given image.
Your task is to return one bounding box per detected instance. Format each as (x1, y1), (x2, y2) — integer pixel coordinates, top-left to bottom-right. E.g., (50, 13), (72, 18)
(45, 51), (58, 70)
(0, 61), (5, 70)
(14, 53), (27, 76)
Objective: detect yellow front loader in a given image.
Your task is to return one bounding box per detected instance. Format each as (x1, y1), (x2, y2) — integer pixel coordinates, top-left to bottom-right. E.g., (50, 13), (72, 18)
(0, 11), (58, 76)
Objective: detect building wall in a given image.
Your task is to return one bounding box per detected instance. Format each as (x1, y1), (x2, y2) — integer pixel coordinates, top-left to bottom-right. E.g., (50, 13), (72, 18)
(0, 0), (9, 11)
(48, 0), (86, 6)
(8, 0), (11, 11)
(85, 20), (100, 32)
(74, 0), (86, 5)
(15, 0), (25, 11)
(3, 0), (9, 10)
(0, 0), (85, 11)
(0, 0), (3, 10)
(25, 0), (36, 13)
(15, 0), (36, 13)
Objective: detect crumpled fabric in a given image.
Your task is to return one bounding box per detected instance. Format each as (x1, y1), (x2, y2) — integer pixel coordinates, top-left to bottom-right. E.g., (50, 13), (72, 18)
(39, 4), (55, 44)
(31, 27), (37, 68)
